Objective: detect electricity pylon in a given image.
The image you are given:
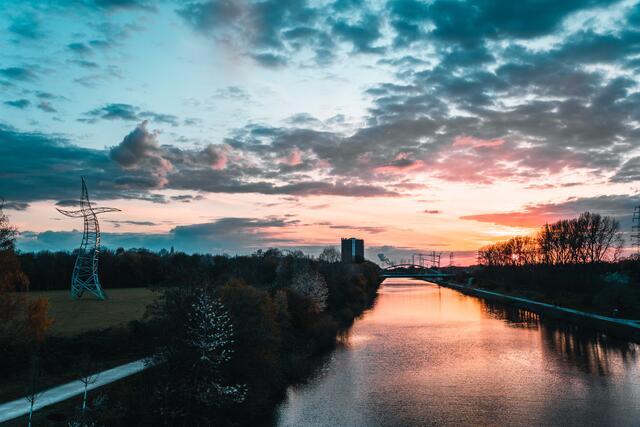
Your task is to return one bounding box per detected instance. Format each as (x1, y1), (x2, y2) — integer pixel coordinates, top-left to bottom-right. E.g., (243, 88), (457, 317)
(57, 178), (120, 300)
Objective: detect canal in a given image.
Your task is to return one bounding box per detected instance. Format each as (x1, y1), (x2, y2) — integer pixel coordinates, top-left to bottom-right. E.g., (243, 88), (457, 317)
(276, 279), (640, 426)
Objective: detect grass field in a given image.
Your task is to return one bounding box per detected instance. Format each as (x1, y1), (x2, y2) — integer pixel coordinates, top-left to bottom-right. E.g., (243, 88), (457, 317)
(27, 287), (160, 337)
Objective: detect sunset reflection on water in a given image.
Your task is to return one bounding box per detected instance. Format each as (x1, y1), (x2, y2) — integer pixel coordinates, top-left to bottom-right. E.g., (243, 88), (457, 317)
(277, 279), (640, 427)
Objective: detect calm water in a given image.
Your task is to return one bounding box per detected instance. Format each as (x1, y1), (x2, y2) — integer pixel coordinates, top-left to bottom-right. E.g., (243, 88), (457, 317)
(276, 279), (640, 427)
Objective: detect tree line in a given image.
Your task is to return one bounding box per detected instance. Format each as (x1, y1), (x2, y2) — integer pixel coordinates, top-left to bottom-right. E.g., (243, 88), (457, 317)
(18, 246), (347, 292)
(478, 212), (624, 267)
(1, 204), (382, 425)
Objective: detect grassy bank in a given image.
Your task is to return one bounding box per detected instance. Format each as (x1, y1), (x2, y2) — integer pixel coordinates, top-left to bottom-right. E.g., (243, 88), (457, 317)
(27, 288), (158, 336)
(467, 261), (640, 319)
(439, 280), (640, 342)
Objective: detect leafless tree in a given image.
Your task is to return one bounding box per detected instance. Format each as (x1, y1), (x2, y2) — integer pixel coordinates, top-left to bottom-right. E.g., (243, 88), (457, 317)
(318, 247), (340, 263)
(24, 354), (43, 427)
(479, 212), (623, 267)
(79, 350), (100, 416)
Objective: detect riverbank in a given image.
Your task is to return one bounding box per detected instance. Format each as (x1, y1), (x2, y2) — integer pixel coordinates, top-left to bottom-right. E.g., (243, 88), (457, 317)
(469, 262), (640, 319)
(32, 259), (382, 426)
(438, 280), (640, 343)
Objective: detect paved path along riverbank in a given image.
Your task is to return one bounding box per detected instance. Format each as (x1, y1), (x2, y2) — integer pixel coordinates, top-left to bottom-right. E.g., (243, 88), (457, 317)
(438, 280), (640, 342)
(0, 358), (150, 423)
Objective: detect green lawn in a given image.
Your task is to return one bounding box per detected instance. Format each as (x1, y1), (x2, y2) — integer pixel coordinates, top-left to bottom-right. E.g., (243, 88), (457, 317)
(28, 287), (159, 336)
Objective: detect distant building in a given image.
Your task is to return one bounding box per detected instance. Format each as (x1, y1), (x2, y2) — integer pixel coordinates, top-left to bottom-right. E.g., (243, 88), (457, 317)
(341, 237), (364, 263)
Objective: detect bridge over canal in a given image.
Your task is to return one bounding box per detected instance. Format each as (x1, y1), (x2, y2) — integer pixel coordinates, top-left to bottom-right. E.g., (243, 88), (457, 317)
(380, 264), (454, 280)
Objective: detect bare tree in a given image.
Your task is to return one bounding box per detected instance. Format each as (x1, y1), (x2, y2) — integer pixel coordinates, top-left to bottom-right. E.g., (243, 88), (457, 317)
(79, 350), (99, 416)
(24, 354), (43, 427)
(318, 247), (340, 263)
(581, 212), (623, 263)
(479, 212), (623, 267)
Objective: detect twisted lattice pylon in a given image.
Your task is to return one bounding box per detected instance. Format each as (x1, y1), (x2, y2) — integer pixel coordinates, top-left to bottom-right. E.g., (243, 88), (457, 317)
(57, 178), (120, 300)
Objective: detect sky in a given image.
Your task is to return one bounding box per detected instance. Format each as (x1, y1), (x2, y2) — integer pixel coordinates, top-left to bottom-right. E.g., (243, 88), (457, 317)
(1, 0), (640, 264)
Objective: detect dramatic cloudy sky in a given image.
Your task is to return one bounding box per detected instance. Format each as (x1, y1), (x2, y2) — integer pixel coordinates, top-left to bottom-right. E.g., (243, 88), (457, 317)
(2, 0), (640, 263)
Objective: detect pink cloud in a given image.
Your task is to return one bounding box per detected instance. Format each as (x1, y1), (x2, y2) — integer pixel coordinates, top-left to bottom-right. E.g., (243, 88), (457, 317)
(453, 135), (505, 148)
(460, 211), (557, 228)
(211, 153), (227, 170)
(202, 145), (228, 170)
(279, 148), (303, 166)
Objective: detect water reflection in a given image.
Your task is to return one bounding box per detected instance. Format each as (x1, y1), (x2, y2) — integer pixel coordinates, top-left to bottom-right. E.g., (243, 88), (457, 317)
(276, 279), (640, 427)
(479, 300), (638, 376)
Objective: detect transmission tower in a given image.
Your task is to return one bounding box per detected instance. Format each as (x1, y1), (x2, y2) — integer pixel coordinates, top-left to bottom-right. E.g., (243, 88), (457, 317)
(633, 206), (640, 255)
(57, 178), (120, 300)
(413, 252), (442, 268)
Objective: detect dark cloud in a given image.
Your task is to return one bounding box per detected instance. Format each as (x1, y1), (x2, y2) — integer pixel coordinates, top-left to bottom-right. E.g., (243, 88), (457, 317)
(168, 174), (398, 197)
(16, 216), (310, 253)
(37, 101), (56, 113)
(1, 201), (29, 211)
(139, 111), (179, 126)
(170, 194), (205, 203)
(177, 0), (336, 66)
(109, 121), (172, 187)
(55, 200), (82, 207)
(35, 91), (62, 100)
(0, 67), (36, 81)
(81, 103), (179, 125)
(172, 216), (301, 252)
(4, 99), (30, 109)
(89, 0), (155, 10)
(68, 42), (94, 56)
(250, 52), (288, 68)
(389, 0), (617, 48)
(612, 157), (640, 183)
(0, 123), (121, 202)
(177, 0), (242, 31)
(284, 113), (322, 126)
(0, 125), (168, 204)
(217, 55), (636, 185)
(83, 103), (138, 121)
(104, 122), (397, 197)
(331, 14), (383, 53)
(69, 59), (100, 69)
(0, 120), (369, 199)
(89, 39), (113, 50)
(106, 220), (157, 226)
(8, 13), (43, 40)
